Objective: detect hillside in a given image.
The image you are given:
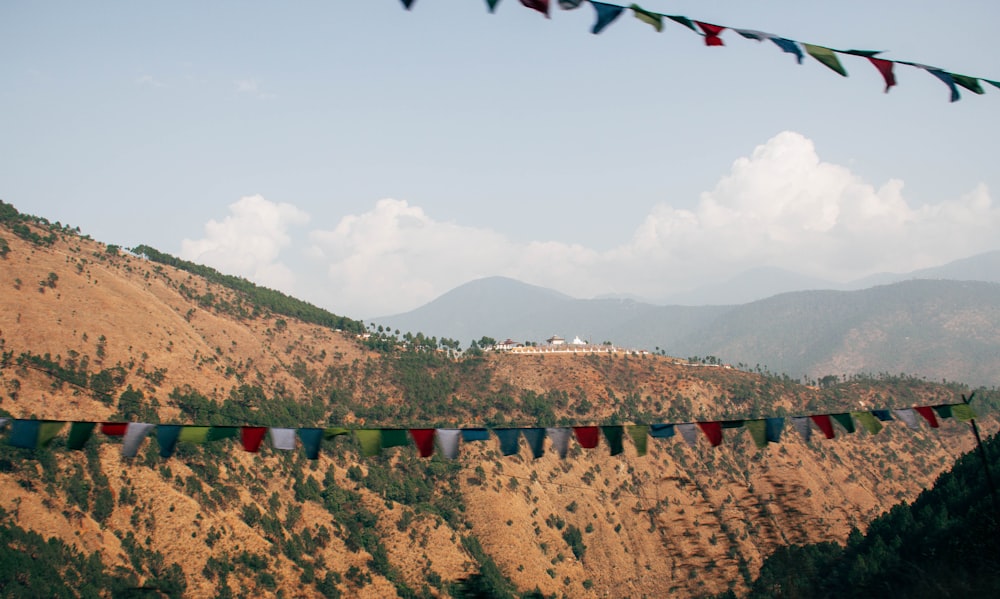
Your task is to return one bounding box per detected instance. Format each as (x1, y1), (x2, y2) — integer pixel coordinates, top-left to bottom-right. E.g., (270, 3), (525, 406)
(678, 280), (1000, 387)
(1, 201), (998, 598)
(740, 430), (1000, 598)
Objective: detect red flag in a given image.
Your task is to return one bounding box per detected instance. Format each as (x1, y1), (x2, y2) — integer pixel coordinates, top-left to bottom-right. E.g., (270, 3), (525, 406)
(101, 422), (128, 437)
(520, 0), (550, 18)
(810, 415), (836, 439)
(410, 429), (436, 458)
(867, 57), (896, 93)
(914, 406), (940, 428)
(573, 426), (600, 449)
(241, 426), (267, 452)
(696, 421), (723, 447)
(695, 22), (726, 46)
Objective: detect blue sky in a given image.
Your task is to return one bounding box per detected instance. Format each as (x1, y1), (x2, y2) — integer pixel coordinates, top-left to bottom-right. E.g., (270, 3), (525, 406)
(3, 1), (1000, 317)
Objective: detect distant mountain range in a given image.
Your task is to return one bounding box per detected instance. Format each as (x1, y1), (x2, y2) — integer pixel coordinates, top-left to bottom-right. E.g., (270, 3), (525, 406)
(658, 249), (1000, 305)
(373, 251), (1000, 386)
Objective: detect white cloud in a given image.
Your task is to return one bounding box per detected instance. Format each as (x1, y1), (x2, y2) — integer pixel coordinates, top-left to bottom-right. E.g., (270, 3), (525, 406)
(187, 132), (1000, 317)
(181, 194), (309, 292)
(626, 131), (1000, 287)
(234, 78), (274, 99)
(135, 74), (165, 88)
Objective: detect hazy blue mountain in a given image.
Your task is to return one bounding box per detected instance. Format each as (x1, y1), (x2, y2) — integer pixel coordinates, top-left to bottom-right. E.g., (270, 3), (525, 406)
(676, 279), (1000, 387)
(848, 249), (1000, 289)
(371, 276), (732, 349)
(372, 270), (1000, 387)
(662, 266), (838, 306)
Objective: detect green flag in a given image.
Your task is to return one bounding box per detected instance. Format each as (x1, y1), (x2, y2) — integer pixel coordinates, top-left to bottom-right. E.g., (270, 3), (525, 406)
(952, 73), (984, 94)
(354, 430), (382, 457)
(324, 427), (350, 439)
(932, 405), (953, 419)
(803, 44), (847, 77)
(380, 429), (410, 449)
(745, 420), (768, 449)
(667, 15), (697, 32)
(630, 4), (662, 32)
(852, 412), (883, 435)
(179, 426), (211, 443)
(601, 426), (625, 456)
(39, 421), (66, 447)
(67, 422), (96, 450)
(207, 427), (239, 442)
(831, 413), (855, 434)
(952, 404), (977, 421)
(626, 425), (648, 456)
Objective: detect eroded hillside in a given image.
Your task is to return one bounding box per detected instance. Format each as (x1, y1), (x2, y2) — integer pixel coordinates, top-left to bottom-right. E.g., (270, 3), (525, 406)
(1, 207), (996, 598)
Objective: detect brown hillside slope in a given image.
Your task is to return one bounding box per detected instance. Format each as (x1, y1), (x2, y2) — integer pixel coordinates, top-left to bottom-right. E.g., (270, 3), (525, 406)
(0, 217), (995, 598)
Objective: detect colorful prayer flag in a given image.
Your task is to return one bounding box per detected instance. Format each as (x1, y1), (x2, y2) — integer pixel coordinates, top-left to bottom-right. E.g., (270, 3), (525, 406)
(122, 423), (154, 457)
(914, 406), (940, 428)
(791, 416), (812, 441)
(803, 44), (848, 76)
(831, 413), (856, 434)
(695, 22), (726, 46)
(867, 57), (897, 93)
(298, 428), (325, 459)
(157, 424), (183, 458)
(926, 69), (961, 102)
(380, 429), (410, 449)
(765, 418), (784, 443)
(590, 2), (624, 35)
(573, 426), (600, 449)
(630, 4), (662, 32)
(67, 422), (96, 450)
(627, 425), (649, 456)
(495, 428), (522, 455)
(436, 429), (461, 459)
(546, 427), (572, 458)
(409, 429), (436, 458)
(520, 0), (550, 18)
(354, 429), (382, 457)
(746, 420), (768, 449)
(461, 428), (490, 442)
(676, 423), (699, 446)
(666, 15), (697, 33)
(952, 404), (977, 421)
(852, 412), (883, 435)
(241, 426), (267, 452)
(601, 425), (625, 456)
(697, 421), (723, 447)
(179, 426), (210, 443)
(893, 408), (920, 430)
(270, 427), (297, 450)
(810, 415), (836, 439)
(771, 38), (804, 64)
(951, 73), (984, 93)
(522, 428), (546, 459)
(101, 422), (128, 437)
(650, 423), (675, 438)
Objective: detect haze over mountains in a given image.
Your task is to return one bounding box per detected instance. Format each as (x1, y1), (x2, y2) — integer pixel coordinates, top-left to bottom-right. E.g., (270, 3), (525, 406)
(374, 251), (1000, 387)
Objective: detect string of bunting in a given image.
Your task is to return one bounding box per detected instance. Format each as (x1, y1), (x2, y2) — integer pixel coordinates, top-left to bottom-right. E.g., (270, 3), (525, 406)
(0, 402), (976, 461)
(399, 0), (998, 103)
